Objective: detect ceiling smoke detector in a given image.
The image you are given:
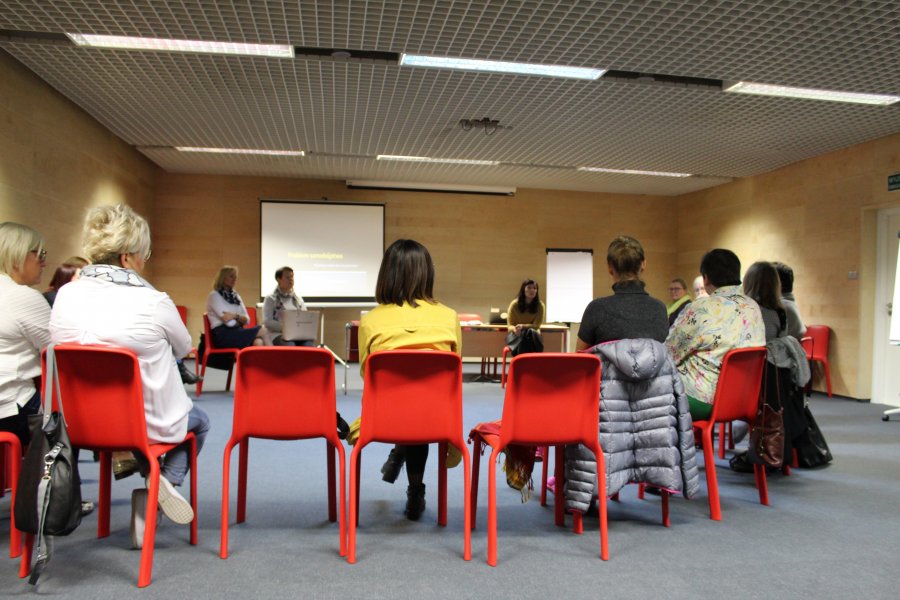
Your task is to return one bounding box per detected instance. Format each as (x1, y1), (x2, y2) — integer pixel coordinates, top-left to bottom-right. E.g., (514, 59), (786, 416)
(458, 117), (509, 135)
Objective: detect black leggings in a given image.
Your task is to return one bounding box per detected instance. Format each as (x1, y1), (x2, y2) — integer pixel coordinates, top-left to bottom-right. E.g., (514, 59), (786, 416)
(403, 444), (429, 478)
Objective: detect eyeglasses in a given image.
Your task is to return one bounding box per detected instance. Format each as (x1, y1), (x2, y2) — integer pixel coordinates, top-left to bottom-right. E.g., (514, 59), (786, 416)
(31, 249), (47, 262)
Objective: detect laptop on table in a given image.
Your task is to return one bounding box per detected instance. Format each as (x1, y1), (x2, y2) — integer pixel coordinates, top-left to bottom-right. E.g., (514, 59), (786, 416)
(279, 309), (321, 343)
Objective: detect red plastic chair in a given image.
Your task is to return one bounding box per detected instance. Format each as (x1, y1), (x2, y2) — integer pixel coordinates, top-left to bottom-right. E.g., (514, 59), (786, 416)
(197, 313), (238, 397)
(175, 305), (199, 365)
(469, 353), (604, 566)
(0, 432), (22, 558)
(348, 350), (471, 564)
(21, 344), (197, 587)
(692, 346), (768, 521)
(245, 308), (258, 328)
(221, 347), (346, 558)
(805, 325), (832, 397)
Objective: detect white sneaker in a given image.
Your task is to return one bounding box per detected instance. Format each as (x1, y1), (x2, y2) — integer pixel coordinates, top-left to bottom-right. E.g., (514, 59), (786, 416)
(151, 476), (194, 525)
(130, 489), (148, 549)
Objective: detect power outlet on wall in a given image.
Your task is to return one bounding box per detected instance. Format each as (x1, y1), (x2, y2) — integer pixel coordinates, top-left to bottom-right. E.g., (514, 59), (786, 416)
(848, 270), (859, 280)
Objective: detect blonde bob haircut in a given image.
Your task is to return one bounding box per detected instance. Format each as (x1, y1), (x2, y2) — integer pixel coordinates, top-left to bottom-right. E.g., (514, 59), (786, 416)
(0, 221), (44, 276)
(213, 266), (238, 290)
(82, 204), (151, 266)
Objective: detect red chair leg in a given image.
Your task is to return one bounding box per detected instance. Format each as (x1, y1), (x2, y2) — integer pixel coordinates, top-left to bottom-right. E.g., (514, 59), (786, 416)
(487, 447), (500, 566)
(459, 440), (472, 561)
(20, 533), (33, 578)
(220, 438), (235, 559)
(2, 438), (22, 557)
(718, 422), (726, 459)
(189, 435), (198, 545)
(661, 490), (670, 527)
(702, 425), (721, 521)
(755, 464), (769, 506)
(638, 483), (645, 499)
(540, 446), (549, 506)
(327, 442), (337, 523)
(438, 442), (448, 527)
(336, 443), (347, 558)
(572, 510), (583, 535)
(237, 438), (249, 523)
(595, 448), (609, 561)
(98, 450), (112, 538)
(347, 444), (362, 564)
(554, 445), (565, 527)
(469, 436), (483, 530)
(138, 463), (162, 587)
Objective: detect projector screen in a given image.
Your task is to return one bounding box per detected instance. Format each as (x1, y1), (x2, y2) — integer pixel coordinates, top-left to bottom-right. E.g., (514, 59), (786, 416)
(260, 200), (384, 304)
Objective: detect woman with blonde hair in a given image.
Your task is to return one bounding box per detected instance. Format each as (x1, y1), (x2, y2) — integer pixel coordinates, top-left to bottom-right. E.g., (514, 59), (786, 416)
(50, 204), (207, 547)
(205, 266), (263, 349)
(0, 221), (50, 448)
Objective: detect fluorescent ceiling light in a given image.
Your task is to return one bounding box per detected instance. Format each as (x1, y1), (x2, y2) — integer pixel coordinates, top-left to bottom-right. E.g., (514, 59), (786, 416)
(176, 147), (304, 156)
(347, 180), (515, 195)
(400, 54), (605, 80)
(376, 154), (498, 166)
(66, 33), (294, 58)
(577, 166), (691, 178)
(724, 80), (900, 106)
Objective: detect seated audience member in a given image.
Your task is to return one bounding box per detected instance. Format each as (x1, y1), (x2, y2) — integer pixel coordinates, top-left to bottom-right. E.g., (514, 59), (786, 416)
(0, 222), (50, 449)
(666, 249), (765, 421)
(50, 204), (208, 546)
(743, 261), (787, 341)
(666, 277), (692, 327)
(206, 265), (264, 349)
(43, 256), (88, 306)
(262, 265), (311, 346)
(567, 236), (683, 503)
(576, 235), (668, 350)
(358, 239), (461, 521)
(773, 261), (807, 340)
(507, 278), (545, 335)
(731, 260), (811, 473)
(692, 275), (709, 298)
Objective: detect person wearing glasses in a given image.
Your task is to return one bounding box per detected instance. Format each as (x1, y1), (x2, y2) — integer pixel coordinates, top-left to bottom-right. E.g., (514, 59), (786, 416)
(50, 204), (208, 548)
(0, 222), (51, 449)
(666, 277), (692, 327)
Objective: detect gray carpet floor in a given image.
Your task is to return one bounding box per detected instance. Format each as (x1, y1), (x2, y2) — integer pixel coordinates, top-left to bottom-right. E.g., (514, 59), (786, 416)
(1, 362), (898, 599)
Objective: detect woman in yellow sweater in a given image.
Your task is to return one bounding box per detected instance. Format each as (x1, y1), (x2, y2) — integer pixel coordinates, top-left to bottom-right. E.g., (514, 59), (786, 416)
(507, 278), (545, 336)
(358, 239), (461, 520)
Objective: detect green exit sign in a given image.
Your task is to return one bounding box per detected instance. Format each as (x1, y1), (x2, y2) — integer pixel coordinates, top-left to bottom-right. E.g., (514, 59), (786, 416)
(890, 173), (900, 191)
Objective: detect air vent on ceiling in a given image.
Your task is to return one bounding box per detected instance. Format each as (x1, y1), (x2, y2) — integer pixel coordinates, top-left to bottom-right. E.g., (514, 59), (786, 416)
(346, 180), (515, 196)
(602, 69), (722, 90)
(294, 47), (400, 63)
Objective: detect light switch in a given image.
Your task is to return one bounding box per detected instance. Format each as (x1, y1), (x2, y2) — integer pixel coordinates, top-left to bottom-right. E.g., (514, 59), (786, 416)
(848, 270), (858, 280)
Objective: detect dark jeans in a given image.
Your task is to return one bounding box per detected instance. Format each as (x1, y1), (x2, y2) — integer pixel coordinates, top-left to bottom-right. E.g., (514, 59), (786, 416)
(0, 389), (41, 451)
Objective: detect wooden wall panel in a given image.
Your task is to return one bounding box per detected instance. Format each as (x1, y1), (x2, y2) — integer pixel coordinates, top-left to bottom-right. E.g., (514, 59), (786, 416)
(676, 131), (900, 398)
(153, 177), (680, 351)
(0, 52), (157, 287)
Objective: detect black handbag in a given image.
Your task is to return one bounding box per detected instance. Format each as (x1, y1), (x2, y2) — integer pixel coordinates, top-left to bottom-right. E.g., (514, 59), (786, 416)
(748, 362), (785, 468)
(795, 406), (833, 468)
(505, 328), (544, 357)
(15, 344), (83, 584)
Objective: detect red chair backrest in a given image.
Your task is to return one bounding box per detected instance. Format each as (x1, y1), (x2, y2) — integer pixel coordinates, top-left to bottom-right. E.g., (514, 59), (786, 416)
(708, 347), (767, 423)
(232, 347), (338, 441)
(46, 344), (150, 451)
(358, 350), (462, 445)
(203, 313), (219, 350)
(800, 336), (814, 361)
(805, 325), (829, 362)
(245, 309), (258, 328)
(499, 353), (601, 447)
(176, 304), (188, 326)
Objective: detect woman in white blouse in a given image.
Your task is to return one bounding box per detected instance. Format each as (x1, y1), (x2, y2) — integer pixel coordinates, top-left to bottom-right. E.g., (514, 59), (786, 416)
(205, 266), (263, 348)
(0, 222), (50, 448)
(51, 204), (205, 546)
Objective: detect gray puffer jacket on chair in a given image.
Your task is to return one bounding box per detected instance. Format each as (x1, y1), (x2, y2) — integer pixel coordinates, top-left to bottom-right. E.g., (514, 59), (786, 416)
(565, 338), (700, 513)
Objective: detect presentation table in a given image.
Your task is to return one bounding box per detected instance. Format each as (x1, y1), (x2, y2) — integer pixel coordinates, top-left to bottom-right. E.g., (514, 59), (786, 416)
(344, 322), (570, 380)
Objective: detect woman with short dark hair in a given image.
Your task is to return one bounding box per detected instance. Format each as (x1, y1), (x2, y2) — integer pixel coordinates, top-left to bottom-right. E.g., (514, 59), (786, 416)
(43, 256), (89, 307)
(357, 239), (461, 521)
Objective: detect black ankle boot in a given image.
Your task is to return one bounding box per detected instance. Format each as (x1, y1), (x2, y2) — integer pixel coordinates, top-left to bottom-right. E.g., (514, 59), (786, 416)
(178, 361), (202, 385)
(405, 483), (426, 521)
(381, 447), (405, 484)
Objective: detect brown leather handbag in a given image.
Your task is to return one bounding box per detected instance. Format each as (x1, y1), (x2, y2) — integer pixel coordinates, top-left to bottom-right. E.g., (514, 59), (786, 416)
(748, 361), (785, 468)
